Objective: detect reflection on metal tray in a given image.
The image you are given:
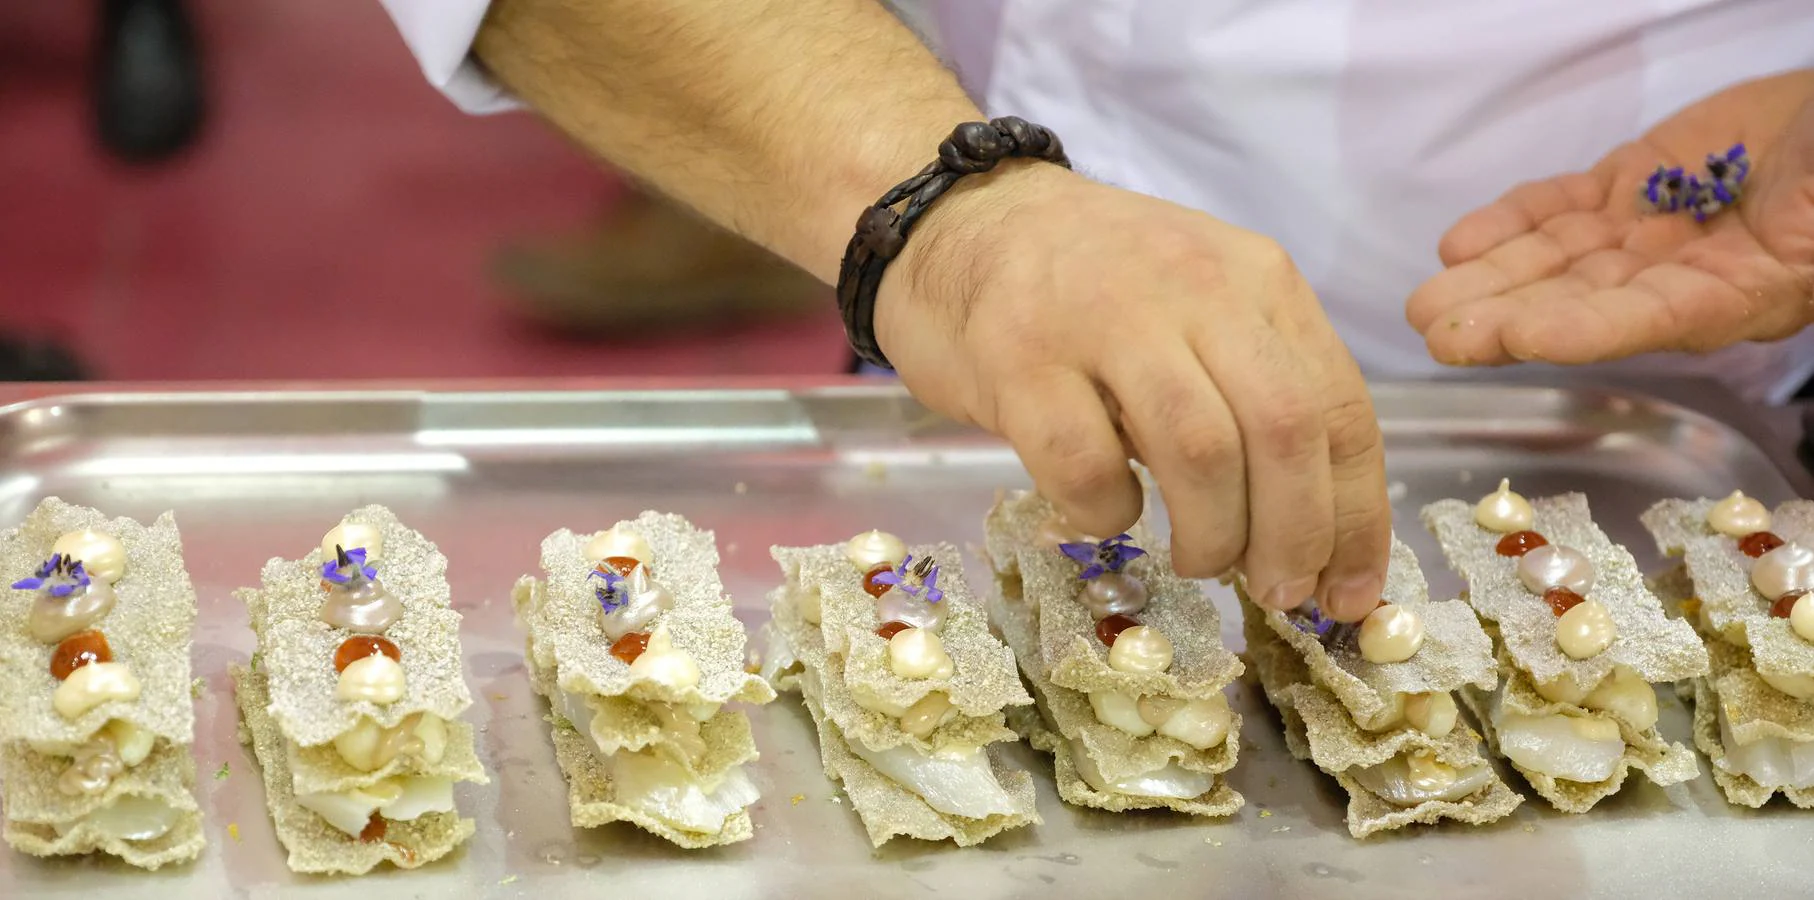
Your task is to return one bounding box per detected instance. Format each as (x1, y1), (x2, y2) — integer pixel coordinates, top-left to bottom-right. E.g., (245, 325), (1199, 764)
(0, 379), (1806, 900)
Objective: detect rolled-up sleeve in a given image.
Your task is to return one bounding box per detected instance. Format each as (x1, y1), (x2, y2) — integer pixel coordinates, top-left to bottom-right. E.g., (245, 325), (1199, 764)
(377, 0), (520, 114)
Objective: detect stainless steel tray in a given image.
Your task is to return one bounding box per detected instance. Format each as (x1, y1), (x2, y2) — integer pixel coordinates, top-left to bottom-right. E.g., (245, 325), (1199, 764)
(0, 379), (1807, 899)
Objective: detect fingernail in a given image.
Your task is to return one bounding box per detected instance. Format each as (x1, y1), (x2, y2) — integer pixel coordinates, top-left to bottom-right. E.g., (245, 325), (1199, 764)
(1325, 575), (1385, 622)
(1262, 577), (1317, 612)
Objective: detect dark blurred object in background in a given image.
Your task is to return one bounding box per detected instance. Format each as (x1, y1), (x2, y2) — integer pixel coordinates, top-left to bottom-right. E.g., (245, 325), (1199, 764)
(493, 186), (824, 336)
(94, 0), (205, 162)
(0, 338), (86, 382)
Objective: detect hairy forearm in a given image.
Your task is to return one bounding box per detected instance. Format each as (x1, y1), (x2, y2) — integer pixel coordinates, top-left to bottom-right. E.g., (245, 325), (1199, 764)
(473, 0), (983, 282)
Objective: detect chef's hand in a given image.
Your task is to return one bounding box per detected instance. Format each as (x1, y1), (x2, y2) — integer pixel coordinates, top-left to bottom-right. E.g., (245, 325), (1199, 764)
(876, 164), (1391, 621)
(1409, 70), (1814, 365)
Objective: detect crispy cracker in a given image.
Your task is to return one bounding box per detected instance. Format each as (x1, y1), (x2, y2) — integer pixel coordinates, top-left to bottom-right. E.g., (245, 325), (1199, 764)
(1459, 666), (1699, 814)
(768, 586), (1016, 754)
(526, 652), (759, 848)
(1643, 498), (1814, 679)
(991, 579), (1240, 785)
(1243, 536), (1496, 725)
(794, 664), (1039, 848)
(1244, 607), (1519, 837)
(984, 490), (1243, 700)
(1647, 564), (1814, 807)
(524, 631), (761, 785)
(1423, 494), (1707, 689)
(232, 663), (474, 875)
(0, 742), (204, 869)
(1690, 674), (1814, 808)
(520, 514), (773, 709)
(285, 717), (487, 797)
(238, 506), (473, 746)
(1005, 703), (1244, 816)
(772, 542), (1028, 720)
(0, 498), (197, 747)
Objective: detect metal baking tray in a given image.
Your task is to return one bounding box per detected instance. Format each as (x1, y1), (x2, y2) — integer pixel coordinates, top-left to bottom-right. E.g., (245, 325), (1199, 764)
(0, 378), (1808, 900)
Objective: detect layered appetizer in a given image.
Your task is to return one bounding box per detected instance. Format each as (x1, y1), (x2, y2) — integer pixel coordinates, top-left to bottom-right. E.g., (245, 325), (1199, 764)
(0, 498), (204, 868)
(1423, 481), (1708, 812)
(233, 507), (488, 874)
(981, 491), (1243, 817)
(764, 529), (1039, 846)
(1239, 535), (1519, 837)
(1643, 492), (1814, 806)
(511, 513), (775, 847)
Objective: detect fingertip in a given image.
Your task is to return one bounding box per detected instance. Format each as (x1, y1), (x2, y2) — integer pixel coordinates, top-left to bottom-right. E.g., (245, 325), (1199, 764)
(1322, 573), (1384, 623)
(1053, 469), (1143, 539)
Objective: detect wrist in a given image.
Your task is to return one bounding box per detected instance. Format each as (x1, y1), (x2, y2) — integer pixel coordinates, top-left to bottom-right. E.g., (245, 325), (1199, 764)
(873, 160), (1080, 356)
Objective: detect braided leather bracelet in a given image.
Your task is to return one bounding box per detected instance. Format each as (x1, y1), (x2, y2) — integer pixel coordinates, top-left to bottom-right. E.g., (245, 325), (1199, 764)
(834, 116), (1070, 369)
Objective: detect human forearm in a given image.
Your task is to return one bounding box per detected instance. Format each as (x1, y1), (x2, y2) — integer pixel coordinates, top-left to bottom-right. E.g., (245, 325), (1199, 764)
(473, 0), (982, 282)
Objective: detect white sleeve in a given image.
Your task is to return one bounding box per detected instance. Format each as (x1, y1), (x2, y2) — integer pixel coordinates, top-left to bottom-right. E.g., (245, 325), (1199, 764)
(377, 0), (520, 114)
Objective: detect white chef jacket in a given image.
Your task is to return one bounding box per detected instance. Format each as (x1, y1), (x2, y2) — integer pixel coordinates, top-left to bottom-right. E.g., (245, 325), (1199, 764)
(380, 0), (1814, 402)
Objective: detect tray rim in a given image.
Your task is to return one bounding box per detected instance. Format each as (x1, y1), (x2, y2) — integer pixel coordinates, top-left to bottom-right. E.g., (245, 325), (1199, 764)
(0, 374), (1801, 492)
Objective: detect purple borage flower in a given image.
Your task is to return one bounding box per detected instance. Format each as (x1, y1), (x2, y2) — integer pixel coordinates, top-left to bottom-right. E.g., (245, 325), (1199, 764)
(321, 545), (379, 586)
(1641, 165), (1689, 213)
(1058, 534), (1147, 581)
(872, 554), (944, 605)
(1288, 602), (1358, 649)
(589, 568), (630, 613)
(12, 553), (90, 598)
(1644, 144), (1749, 222)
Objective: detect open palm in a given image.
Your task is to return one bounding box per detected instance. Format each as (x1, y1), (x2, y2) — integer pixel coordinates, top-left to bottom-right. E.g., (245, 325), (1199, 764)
(1409, 71), (1814, 366)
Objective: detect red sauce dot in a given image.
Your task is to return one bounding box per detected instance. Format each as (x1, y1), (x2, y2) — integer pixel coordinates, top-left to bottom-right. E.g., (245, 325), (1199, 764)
(1495, 531), (1549, 557)
(861, 564), (894, 599)
(333, 635), (401, 673)
(610, 631), (652, 664)
(600, 557), (645, 577)
(51, 630), (112, 680)
(1771, 590), (1805, 619)
(1741, 531), (1786, 559)
(1096, 614), (1141, 647)
(358, 814), (387, 843)
(875, 621), (911, 641)
(1543, 587), (1585, 617)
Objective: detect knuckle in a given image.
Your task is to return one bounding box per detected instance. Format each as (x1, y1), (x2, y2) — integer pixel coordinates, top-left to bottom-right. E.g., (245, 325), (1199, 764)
(1041, 440), (1127, 504)
(1172, 532), (1244, 579)
(1170, 418), (1240, 471)
(1323, 395), (1382, 461)
(1254, 394), (1320, 456)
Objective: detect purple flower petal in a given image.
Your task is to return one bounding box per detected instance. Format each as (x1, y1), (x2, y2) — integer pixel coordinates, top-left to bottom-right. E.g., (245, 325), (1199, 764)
(1080, 564), (1105, 580)
(13, 576), (44, 590)
(872, 570), (903, 587)
(1058, 542), (1096, 566)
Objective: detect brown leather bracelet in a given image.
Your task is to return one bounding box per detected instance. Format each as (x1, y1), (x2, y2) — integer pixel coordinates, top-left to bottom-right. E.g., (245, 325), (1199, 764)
(834, 116), (1070, 369)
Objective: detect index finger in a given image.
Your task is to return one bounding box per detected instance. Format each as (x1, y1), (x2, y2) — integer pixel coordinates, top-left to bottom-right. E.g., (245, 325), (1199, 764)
(1437, 172), (1610, 266)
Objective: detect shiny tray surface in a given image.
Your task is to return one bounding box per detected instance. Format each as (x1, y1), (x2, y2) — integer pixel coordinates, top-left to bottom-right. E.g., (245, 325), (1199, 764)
(0, 380), (1806, 899)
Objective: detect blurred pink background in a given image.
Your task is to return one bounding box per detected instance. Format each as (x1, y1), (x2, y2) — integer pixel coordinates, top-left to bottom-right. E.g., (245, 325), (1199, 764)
(0, 1), (848, 381)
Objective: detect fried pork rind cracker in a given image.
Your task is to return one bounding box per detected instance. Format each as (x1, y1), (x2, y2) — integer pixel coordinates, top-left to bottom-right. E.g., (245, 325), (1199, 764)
(234, 506), (486, 873)
(233, 664), (473, 874)
(1236, 534), (1517, 837)
(1644, 554), (1814, 809)
(0, 498), (204, 869)
(989, 584), (1243, 817)
(513, 512), (774, 847)
(1424, 494), (1706, 688)
(765, 541), (1038, 846)
(1643, 498), (1814, 680)
(1423, 492), (1705, 811)
(985, 492), (1241, 702)
(980, 490), (1244, 816)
